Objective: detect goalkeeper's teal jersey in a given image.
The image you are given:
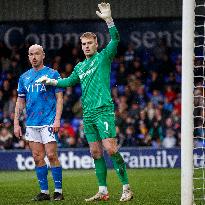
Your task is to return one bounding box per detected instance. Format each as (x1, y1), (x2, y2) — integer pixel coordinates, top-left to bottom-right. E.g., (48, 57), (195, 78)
(57, 25), (119, 116)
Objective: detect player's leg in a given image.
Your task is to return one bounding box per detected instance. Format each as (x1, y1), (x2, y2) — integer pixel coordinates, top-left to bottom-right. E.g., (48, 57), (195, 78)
(42, 126), (64, 201)
(26, 127), (50, 201)
(29, 141), (50, 201)
(97, 112), (133, 202)
(103, 138), (128, 184)
(102, 138), (133, 201)
(84, 122), (109, 202)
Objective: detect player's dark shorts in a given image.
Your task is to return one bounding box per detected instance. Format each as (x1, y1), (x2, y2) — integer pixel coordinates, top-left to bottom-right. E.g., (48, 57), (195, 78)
(83, 106), (116, 143)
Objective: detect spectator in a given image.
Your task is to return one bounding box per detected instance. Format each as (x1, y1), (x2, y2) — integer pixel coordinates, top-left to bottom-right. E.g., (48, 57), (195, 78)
(162, 129), (177, 148)
(59, 122), (76, 148)
(149, 120), (163, 148)
(0, 128), (13, 149)
(164, 85), (177, 103)
(124, 126), (137, 147)
(116, 126), (126, 149)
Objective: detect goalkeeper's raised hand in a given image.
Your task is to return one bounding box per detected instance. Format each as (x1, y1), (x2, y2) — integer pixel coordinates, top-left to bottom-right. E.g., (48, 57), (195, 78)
(35, 75), (57, 86)
(96, 2), (113, 23)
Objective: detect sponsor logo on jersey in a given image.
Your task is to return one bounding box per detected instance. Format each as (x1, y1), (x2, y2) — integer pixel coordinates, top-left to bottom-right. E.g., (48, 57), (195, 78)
(25, 84), (47, 92)
(79, 60), (98, 80)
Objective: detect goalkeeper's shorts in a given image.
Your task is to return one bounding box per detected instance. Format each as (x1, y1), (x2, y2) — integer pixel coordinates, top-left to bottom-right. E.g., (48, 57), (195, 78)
(83, 108), (116, 143)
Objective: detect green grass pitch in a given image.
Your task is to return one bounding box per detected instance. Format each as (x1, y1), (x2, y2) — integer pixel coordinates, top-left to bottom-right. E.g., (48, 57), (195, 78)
(0, 169), (180, 205)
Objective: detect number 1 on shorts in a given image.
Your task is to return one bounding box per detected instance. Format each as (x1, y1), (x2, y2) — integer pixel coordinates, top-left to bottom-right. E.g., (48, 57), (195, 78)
(104, 121), (108, 131)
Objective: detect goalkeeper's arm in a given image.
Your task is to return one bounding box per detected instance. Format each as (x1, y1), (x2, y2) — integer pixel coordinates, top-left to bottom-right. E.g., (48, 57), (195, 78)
(36, 70), (80, 88)
(57, 70), (80, 87)
(96, 2), (114, 26)
(96, 2), (120, 59)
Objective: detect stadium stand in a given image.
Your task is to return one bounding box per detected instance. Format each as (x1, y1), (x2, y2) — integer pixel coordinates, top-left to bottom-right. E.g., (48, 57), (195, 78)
(0, 37), (181, 149)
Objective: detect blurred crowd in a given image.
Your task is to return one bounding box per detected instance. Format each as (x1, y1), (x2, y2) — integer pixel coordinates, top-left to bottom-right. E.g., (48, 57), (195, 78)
(0, 37), (182, 150)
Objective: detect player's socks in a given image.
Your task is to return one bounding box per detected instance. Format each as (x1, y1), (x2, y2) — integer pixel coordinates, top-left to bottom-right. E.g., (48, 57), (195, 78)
(99, 186), (108, 194)
(41, 190), (49, 194)
(35, 165), (49, 192)
(51, 166), (62, 192)
(123, 184), (130, 191)
(55, 188), (62, 194)
(94, 157), (107, 186)
(111, 152), (129, 185)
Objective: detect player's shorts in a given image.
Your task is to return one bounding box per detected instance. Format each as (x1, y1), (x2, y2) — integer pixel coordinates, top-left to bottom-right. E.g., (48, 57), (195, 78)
(83, 106), (116, 143)
(25, 125), (58, 144)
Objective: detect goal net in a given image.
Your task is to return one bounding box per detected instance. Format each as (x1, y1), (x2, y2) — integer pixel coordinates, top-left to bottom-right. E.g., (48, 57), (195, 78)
(193, 1), (205, 203)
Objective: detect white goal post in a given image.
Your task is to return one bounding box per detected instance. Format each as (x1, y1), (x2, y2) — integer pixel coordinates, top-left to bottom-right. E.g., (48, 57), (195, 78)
(181, 0), (194, 204)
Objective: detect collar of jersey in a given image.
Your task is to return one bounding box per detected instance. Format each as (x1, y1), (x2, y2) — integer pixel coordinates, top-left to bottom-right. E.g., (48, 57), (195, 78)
(32, 66), (47, 72)
(86, 52), (98, 61)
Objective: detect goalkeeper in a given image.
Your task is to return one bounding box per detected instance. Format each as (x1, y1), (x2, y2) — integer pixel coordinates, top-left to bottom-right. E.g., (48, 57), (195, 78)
(36, 2), (133, 202)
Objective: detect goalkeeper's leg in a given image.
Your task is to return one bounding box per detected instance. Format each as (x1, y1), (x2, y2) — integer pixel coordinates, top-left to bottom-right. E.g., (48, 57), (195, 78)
(103, 138), (133, 202)
(85, 141), (109, 202)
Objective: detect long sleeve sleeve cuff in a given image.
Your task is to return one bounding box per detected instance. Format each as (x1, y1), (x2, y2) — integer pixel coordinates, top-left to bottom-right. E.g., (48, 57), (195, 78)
(106, 20), (115, 28)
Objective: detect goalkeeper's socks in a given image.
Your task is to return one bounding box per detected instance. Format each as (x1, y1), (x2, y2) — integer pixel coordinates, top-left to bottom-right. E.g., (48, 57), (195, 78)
(111, 152), (129, 185)
(94, 157), (107, 186)
(35, 165), (49, 191)
(51, 166), (63, 192)
(99, 186), (108, 194)
(123, 184), (130, 191)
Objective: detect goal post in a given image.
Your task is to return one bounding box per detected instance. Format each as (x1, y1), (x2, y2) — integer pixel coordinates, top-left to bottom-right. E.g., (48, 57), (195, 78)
(181, 0), (194, 204)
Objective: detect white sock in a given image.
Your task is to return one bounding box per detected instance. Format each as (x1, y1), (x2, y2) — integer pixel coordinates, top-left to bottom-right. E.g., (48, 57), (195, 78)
(55, 189), (62, 194)
(99, 186), (108, 194)
(41, 190), (49, 194)
(123, 184), (130, 191)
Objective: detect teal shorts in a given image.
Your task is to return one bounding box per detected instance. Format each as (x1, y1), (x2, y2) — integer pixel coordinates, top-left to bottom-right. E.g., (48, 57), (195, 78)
(83, 107), (116, 143)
